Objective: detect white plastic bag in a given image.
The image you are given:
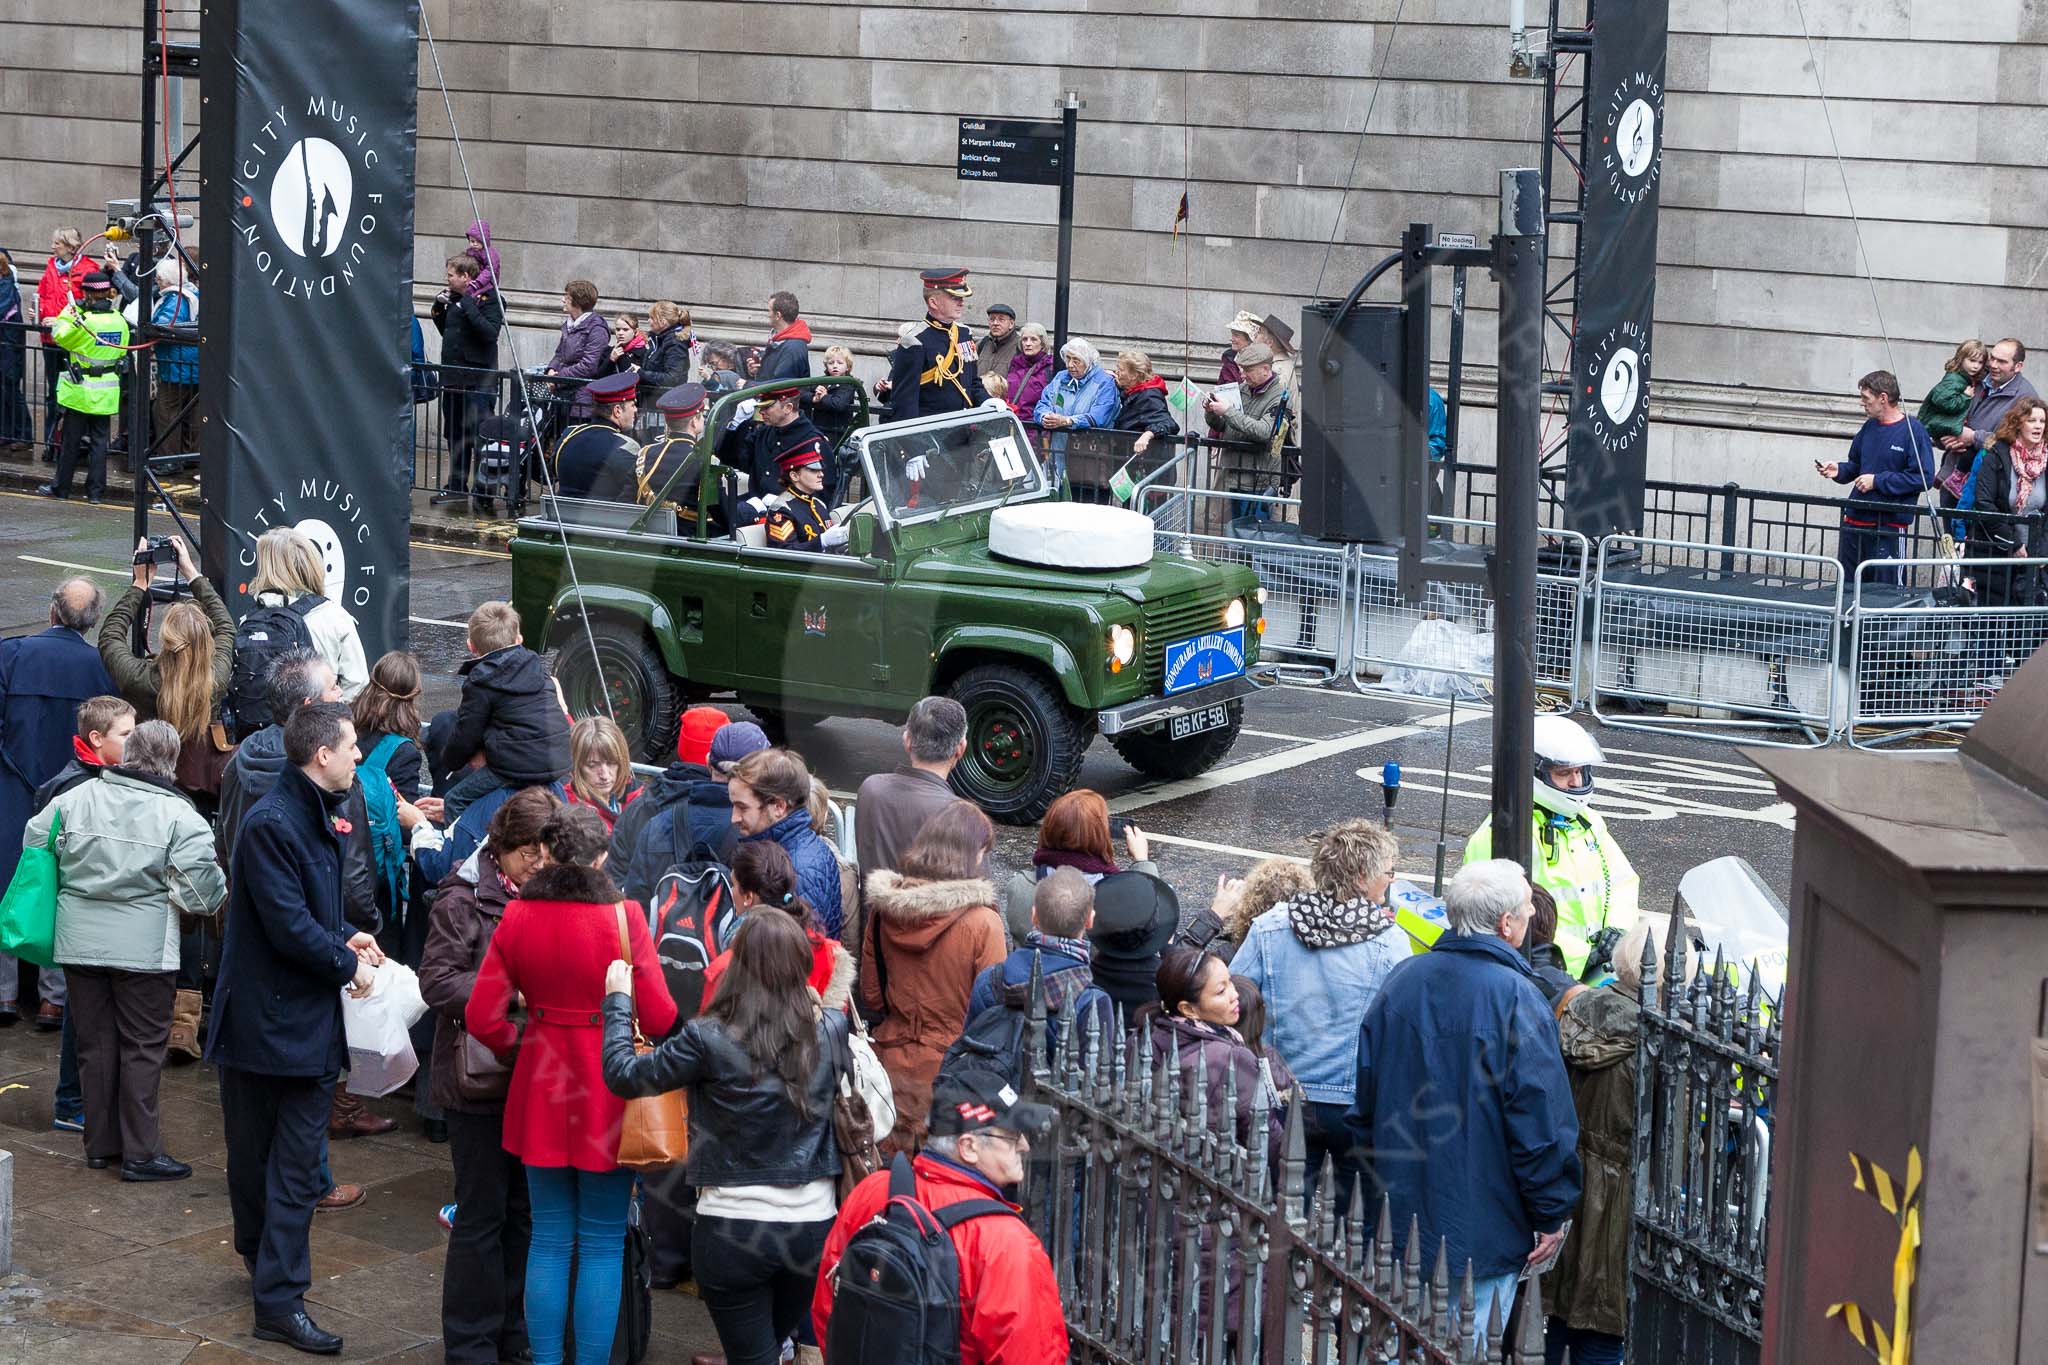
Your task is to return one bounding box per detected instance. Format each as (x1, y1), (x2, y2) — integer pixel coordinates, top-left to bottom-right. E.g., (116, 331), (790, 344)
(341, 962), (421, 1097)
(375, 959), (430, 1028)
(1378, 617), (1494, 701)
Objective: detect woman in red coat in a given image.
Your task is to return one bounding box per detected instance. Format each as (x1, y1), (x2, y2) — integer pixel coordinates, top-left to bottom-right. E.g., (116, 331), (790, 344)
(468, 804), (676, 1365)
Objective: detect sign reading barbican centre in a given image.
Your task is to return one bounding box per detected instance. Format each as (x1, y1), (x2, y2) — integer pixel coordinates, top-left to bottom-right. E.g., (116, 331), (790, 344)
(200, 0), (421, 660)
(956, 117), (1065, 186)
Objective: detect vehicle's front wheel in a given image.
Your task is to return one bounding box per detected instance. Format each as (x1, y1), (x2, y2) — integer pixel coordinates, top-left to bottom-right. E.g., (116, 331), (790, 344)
(552, 618), (681, 764)
(1109, 702), (1244, 780)
(947, 664), (1091, 825)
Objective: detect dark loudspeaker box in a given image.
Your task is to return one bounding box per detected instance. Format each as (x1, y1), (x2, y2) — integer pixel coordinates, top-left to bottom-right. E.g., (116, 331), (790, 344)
(1299, 301), (1408, 544)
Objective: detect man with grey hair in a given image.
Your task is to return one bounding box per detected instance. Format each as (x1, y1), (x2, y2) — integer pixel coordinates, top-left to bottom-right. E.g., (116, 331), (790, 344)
(853, 696), (973, 885)
(0, 575), (114, 1032)
(1346, 858), (1581, 1346)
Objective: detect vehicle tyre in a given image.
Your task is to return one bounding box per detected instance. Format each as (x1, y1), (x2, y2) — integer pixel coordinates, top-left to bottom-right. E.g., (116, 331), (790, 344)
(552, 618), (681, 764)
(947, 663), (1091, 825)
(1109, 702), (1243, 780)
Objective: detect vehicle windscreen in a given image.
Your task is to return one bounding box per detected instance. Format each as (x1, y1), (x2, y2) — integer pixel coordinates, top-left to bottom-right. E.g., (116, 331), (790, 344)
(860, 410), (1049, 524)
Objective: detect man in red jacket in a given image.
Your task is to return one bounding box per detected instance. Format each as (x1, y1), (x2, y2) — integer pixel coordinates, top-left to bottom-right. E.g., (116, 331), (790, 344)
(812, 1070), (1069, 1365)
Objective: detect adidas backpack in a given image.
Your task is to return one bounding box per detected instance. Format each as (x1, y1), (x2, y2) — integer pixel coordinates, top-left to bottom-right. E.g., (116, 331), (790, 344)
(223, 594), (322, 740)
(825, 1153), (1016, 1365)
(648, 850), (740, 1022)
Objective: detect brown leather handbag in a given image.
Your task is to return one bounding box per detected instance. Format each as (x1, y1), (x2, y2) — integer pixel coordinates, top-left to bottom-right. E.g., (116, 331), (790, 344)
(452, 1019), (513, 1102)
(612, 902), (689, 1171)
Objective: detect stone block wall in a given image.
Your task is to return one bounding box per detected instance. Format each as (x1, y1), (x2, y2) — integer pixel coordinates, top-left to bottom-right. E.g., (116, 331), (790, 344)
(4, 0), (2043, 488)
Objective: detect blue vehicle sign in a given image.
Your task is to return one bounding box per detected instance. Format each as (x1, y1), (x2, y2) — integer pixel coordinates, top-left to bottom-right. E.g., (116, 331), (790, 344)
(1162, 627), (1246, 696)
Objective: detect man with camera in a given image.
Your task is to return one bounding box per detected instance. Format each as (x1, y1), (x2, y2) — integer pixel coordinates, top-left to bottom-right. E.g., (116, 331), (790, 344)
(39, 270), (130, 504)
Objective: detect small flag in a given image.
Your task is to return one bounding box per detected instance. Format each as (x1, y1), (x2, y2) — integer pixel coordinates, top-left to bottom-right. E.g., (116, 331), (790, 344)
(1168, 376), (1202, 416)
(1172, 189), (1189, 237)
(1110, 461), (1137, 504)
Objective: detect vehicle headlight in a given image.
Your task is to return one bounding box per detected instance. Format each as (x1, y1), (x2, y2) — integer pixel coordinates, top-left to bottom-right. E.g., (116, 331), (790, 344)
(1255, 586), (1269, 606)
(1223, 599), (1247, 629)
(1108, 624), (1136, 668)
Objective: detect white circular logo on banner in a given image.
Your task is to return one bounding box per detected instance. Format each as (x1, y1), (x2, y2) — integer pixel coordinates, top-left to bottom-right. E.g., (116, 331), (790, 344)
(1599, 348), (1642, 424)
(295, 518), (348, 602)
(1615, 99), (1656, 178)
(268, 139), (354, 259)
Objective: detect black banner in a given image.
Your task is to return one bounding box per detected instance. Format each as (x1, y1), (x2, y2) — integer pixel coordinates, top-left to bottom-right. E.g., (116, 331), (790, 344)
(956, 118), (1065, 186)
(1565, 0), (1668, 543)
(200, 0), (420, 659)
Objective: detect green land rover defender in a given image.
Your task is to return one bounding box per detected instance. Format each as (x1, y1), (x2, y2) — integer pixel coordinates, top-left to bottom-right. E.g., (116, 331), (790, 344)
(510, 382), (1266, 822)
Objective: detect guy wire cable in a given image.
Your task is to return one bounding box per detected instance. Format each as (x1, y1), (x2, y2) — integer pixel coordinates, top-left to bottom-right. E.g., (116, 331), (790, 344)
(421, 8), (615, 723)
(1312, 0), (1409, 301)
(1787, 0), (1946, 535)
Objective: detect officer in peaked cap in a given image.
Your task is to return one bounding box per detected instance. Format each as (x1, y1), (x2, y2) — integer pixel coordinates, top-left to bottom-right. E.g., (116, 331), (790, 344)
(884, 267), (987, 423)
(634, 382), (711, 512)
(716, 382), (830, 520)
(760, 443), (841, 552)
(551, 368), (642, 502)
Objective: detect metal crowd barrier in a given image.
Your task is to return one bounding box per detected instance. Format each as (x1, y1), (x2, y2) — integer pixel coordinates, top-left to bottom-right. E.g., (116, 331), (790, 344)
(1847, 555), (2048, 748)
(1591, 535), (1844, 748)
(1137, 482), (1351, 683)
(1347, 518), (1589, 706)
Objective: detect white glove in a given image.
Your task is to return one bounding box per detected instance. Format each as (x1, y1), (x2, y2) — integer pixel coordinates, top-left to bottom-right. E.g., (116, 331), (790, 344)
(821, 523), (851, 549)
(905, 455), (929, 481)
(982, 396), (1009, 411)
(727, 399), (756, 429)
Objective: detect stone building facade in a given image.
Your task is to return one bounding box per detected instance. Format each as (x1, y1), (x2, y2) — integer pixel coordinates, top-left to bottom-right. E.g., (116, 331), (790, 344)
(3, 0), (2043, 486)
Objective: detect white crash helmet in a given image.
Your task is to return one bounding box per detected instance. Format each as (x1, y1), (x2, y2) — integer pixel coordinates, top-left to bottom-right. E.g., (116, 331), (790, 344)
(1531, 713), (1603, 819)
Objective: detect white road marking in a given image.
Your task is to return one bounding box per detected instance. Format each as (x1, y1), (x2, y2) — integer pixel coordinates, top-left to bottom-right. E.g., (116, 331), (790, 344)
(410, 615), (470, 629)
(1108, 707), (1489, 814)
(1358, 755), (1797, 829)
(17, 555), (127, 578)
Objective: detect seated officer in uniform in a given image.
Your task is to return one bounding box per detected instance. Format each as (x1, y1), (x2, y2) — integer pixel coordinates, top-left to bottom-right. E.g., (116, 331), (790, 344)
(635, 382), (710, 512)
(716, 384), (829, 505)
(760, 445), (848, 553)
(552, 369), (642, 501)
(884, 267), (986, 423)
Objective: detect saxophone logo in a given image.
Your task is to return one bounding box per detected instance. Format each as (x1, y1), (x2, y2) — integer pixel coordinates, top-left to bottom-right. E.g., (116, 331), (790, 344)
(236, 94), (389, 297)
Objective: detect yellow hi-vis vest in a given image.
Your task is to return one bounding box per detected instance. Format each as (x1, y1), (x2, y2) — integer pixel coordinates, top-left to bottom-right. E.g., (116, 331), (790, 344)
(51, 303), (130, 417)
(1463, 806), (1641, 977)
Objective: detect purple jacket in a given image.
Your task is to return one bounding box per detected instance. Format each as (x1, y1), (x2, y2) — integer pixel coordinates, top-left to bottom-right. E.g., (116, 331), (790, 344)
(549, 311), (608, 416)
(1007, 350), (1054, 417)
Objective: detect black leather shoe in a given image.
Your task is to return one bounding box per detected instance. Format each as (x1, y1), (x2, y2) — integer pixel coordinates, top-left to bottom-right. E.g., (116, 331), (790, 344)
(120, 1154), (193, 1182)
(430, 486), (469, 505)
(422, 1117), (448, 1144)
(86, 1155), (118, 1170)
(252, 1311), (343, 1355)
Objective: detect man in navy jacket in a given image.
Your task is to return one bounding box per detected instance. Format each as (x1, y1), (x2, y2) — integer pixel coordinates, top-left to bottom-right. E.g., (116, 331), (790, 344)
(207, 703), (382, 1356)
(0, 577), (113, 1028)
(1346, 858), (1582, 1347)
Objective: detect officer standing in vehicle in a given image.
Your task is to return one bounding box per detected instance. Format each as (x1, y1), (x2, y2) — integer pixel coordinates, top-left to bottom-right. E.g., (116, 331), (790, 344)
(762, 446), (846, 552)
(552, 369), (641, 502)
(40, 270), (129, 503)
(1461, 713), (1640, 979)
(635, 382), (709, 510)
(716, 384), (829, 506)
(883, 268), (986, 422)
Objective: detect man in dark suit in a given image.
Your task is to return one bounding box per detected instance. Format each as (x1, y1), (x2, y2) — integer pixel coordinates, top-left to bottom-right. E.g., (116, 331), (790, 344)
(206, 702), (382, 1356)
(0, 577), (113, 1038)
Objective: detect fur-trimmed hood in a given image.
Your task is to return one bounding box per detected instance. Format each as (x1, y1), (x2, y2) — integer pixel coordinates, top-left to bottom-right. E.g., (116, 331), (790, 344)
(817, 933), (857, 1011)
(863, 870), (999, 954)
(517, 861), (622, 906)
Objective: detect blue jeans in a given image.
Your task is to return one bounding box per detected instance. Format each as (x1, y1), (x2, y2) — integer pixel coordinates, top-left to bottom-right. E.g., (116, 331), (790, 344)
(1471, 1272), (1520, 1350)
(525, 1164), (635, 1365)
(55, 1007), (82, 1120)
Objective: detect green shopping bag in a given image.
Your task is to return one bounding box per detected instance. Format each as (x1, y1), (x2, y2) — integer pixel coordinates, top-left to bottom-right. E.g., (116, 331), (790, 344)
(0, 810), (62, 968)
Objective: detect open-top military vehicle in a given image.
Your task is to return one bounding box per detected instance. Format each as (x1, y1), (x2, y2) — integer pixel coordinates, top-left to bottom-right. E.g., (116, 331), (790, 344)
(511, 378), (1267, 821)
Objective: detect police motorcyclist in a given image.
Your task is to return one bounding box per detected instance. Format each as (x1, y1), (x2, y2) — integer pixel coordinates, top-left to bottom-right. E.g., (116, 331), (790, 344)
(551, 368), (642, 502)
(39, 270), (129, 503)
(1461, 713), (1640, 979)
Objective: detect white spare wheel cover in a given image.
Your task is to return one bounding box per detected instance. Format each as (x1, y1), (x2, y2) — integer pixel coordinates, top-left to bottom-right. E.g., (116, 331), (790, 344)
(989, 503), (1154, 570)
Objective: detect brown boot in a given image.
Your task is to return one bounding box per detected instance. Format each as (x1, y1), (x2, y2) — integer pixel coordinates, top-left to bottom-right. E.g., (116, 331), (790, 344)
(316, 1182), (366, 1212)
(167, 989), (204, 1061)
(328, 1083), (398, 1138)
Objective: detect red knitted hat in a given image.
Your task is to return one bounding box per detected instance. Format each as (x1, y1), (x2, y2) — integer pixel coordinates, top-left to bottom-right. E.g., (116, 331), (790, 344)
(677, 706), (730, 766)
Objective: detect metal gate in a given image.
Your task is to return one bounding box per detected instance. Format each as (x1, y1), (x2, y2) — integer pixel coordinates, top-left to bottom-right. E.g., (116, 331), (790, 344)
(1014, 975), (1548, 1365)
(1628, 914), (1777, 1365)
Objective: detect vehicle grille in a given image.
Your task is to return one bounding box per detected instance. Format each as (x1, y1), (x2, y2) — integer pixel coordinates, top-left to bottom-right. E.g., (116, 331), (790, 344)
(1140, 592), (1232, 682)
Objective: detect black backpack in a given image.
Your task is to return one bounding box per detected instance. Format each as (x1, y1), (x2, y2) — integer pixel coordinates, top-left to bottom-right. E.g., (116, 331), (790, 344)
(648, 847), (740, 1022)
(223, 594), (322, 740)
(938, 953), (1110, 1090)
(825, 1153), (1016, 1365)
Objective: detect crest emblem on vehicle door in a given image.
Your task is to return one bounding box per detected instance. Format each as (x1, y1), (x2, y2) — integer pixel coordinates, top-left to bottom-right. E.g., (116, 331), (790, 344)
(802, 607), (829, 637)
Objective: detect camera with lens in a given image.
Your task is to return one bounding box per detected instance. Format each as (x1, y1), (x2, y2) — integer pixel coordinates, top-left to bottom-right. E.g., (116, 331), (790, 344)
(133, 535), (178, 568)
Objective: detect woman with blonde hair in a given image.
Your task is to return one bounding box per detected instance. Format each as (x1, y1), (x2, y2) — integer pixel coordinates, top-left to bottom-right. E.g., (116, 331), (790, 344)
(564, 715), (642, 832)
(249, 526), (367, 698)
(97, 534), (234, 806)
(640, 299), (693, 397)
